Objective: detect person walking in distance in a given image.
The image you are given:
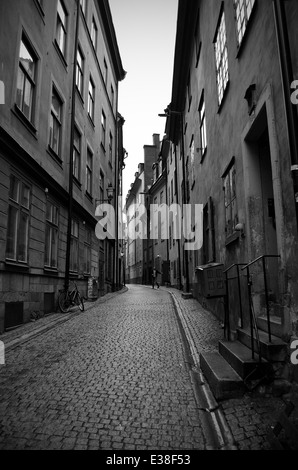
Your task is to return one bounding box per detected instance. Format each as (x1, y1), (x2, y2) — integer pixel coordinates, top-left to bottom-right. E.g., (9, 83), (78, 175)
(152, 267), (161, 289)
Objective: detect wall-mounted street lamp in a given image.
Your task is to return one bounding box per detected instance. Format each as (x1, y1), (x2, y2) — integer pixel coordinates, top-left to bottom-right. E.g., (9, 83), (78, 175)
(96, 183), (114, 204)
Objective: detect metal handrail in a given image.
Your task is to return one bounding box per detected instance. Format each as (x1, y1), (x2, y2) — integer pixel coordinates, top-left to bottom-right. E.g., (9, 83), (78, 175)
(223, 263), (247, 339)
(241, 255), (281, 350)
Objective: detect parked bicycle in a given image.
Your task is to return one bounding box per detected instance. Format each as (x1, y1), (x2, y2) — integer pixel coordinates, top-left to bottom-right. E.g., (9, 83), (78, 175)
(58, 281), (84, 313)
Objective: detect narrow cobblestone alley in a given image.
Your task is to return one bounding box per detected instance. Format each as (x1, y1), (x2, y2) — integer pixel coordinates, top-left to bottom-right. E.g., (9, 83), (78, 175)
(0, 286), (218, 451)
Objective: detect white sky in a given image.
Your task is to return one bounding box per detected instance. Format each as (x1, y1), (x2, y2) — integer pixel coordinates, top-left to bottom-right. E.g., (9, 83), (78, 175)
(109, 0), (178, 199)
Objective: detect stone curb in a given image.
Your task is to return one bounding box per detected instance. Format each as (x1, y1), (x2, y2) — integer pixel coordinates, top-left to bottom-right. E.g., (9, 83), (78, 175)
(167, 288), (237, 450)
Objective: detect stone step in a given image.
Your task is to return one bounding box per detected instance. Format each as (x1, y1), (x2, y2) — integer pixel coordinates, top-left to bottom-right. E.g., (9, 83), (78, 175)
(257, 315), (283, 338)
(200, 351), (245, 401)
(218, 340), (273, 380)
(237, 327), (287, 362)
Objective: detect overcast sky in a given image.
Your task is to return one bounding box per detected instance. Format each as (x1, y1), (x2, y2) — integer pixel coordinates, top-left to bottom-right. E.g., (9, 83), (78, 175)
(109, 0), (179, 199)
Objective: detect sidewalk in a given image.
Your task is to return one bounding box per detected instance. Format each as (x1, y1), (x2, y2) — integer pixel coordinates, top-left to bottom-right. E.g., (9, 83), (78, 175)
(0, 287), (128, 351)
(164, 286), (298, 450)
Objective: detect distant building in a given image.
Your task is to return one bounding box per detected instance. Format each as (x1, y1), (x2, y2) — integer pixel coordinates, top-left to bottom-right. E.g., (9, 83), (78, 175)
(125, 135), (161, 285)
(0, 0), (126, 332)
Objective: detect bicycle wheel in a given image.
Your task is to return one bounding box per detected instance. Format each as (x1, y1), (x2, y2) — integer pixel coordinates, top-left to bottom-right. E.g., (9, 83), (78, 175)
(74, 292), (85, 312)
(58, 291), (71, 313)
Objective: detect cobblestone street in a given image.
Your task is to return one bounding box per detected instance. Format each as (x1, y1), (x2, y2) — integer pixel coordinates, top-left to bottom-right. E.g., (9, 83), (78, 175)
(0, 286), (217, 451)
(0, 285), (295, 453)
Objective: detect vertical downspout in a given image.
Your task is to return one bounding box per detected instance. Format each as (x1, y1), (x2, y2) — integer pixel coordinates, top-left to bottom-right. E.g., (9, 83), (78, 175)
(65, 0), (80, 292)
(174, 144), (182, 289)
(273, 0), (298, 231)
(180, 113), (190, 293)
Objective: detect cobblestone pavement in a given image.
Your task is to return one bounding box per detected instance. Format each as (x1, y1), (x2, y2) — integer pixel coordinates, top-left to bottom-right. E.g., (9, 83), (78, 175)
(0, 285), (295, 452)
(0, 285), (217, 451)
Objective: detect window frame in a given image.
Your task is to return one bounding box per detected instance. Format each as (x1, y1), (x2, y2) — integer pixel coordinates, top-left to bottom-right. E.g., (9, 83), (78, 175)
(101, 110), (106, 149)
(73, 126), (81, 182)
(88, 76), (95, 122)
(86, 147), (93, 196)
(234, 0), (256, 48)
(70, 219), (79, 273)
(16, 35), (38, 125)
(49, 85), (63, 157)
(199, 91), (207, 161)
(76, 45), (84, 97)
(91, 16), (98, 50)
(44, 200), (59, 269)
(222, 158), (239, 243)
(84, 227), (91, 275)
(6, 175), (31, 264)
(213, 8), (229, 107)
(56, 0), (68, 59)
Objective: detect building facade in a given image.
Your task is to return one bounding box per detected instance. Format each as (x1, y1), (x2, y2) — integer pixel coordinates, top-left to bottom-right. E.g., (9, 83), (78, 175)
(164, 0), (298, 382)
(0, 0), (126, 332)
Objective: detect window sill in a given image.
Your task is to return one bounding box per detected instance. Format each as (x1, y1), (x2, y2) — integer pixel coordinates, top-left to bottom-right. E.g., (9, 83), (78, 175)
(85, 191), (93, 203)
(225, 232), (240, 247)
(47, 146), (63, 167)
(5, 260), (29, 272)
(44, 267), (59, 275)
(88, 114), (95, 129)
(12, 105), (38, 138)
(73, 176), (82, 190)
(200, 147), (207, 164)
(76, 87), (84, 107)
(53, 40), (68, 70)
(217, 80), (230, 114)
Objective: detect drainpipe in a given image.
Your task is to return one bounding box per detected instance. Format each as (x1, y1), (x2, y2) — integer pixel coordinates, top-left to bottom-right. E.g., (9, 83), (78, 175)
(273, 0), (298, 231)
(64, 0), (80, 292)
(180, 113), (190, 293)
(174, 144), (183, 290)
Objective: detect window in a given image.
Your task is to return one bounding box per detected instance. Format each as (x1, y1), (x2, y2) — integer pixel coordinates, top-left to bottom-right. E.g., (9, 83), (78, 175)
(88, 77), (95, 121)
(104, 59), (108, 85)
(203, 198), (215, 264)
(223, 161), (238, 239)
(109, 132), (113, 164)
(6, 175), (30, 263)
(110, 85), (114, 108)
(16, 36), (37, 123)
(49, 86), (63, 156)
(99, 170), (104, 203)
(101, 111), (106, 148)
(73, 126), (81, 181)
(56, 0), (67, 58)
(80, 0), (86, 16)
(214, 10), (229, 106)
(45, 201), (59, 268)
(76, 46), (84, 96)
(86, 148), (93, 196)
(199, 92), (207, 158)
(70, 219), (79, 272)
(234, 0), (256, 46)
(84, 228), (91, 274)
(91, 17), (98, 50)
(194, 8), (202, 67)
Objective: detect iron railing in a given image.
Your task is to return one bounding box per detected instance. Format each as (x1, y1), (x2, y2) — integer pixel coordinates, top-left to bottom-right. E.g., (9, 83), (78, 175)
(241, 255), (281, 360)
(223, 263), (247, 341)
